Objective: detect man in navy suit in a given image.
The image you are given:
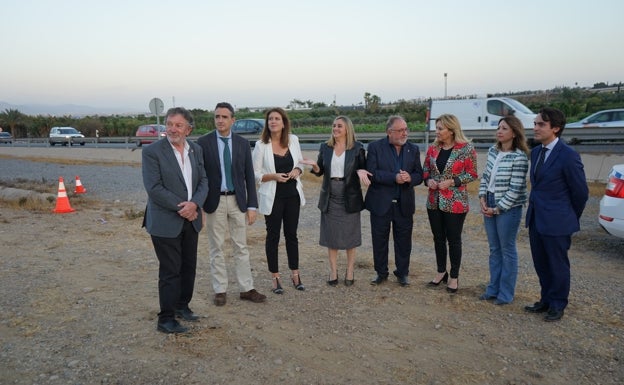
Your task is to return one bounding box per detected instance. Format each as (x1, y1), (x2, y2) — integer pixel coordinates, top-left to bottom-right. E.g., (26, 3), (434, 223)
(197, 102), (266, 306)
(365, 115), (423, 286)
(143, 107), (208, 334)
(524, 107), (588, 322)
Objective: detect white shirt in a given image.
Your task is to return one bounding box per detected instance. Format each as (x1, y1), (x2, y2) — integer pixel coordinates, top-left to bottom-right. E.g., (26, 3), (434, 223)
(331, 151), (345, 178)
(170, 141), (193, 201)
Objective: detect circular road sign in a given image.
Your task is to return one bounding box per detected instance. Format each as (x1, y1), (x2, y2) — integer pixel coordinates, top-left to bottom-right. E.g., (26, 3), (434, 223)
(149, 98), (164, 115)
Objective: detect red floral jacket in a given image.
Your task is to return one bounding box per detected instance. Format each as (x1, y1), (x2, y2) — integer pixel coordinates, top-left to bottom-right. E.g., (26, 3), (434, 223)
(423, 142), (478, 213)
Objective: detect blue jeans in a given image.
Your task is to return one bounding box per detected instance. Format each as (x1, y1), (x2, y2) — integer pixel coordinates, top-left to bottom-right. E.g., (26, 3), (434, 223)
(483, 193), (522, 303)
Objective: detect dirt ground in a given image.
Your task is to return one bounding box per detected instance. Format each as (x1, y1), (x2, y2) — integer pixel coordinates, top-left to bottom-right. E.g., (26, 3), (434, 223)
(0, 150), (623, 385)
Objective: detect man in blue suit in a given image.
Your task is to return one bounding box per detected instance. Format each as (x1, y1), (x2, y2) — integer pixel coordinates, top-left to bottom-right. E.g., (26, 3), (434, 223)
(197, 102), (266, 306)
(524, 107), (588, 322)
(365, 115), (423, 286)
(143, 107), (209, 334)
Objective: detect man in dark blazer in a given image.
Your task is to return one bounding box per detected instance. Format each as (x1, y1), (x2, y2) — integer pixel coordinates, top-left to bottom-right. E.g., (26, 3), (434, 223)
(525, 107), (588, 322)
(197, 102), (266, 306)
(142, 107), (208, 334)
(365, 115), (423, 286)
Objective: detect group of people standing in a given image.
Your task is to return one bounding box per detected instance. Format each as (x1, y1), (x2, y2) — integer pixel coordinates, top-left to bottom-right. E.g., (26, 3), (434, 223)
(142, 103), (588, 334)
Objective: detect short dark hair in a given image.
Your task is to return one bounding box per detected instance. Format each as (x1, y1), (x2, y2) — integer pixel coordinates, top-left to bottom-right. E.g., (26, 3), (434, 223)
(215, 102), (235, 117)
(166, 107), (194, 128)
(538, 107), (566, 137)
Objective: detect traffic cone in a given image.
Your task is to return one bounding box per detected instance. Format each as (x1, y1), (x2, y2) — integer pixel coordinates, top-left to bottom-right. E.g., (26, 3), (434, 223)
(54, 177), (75, 213)
(74, 175), (86, 194)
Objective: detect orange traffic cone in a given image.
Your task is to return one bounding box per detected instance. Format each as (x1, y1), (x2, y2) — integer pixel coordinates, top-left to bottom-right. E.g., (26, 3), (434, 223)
(74, 175), (86, 194)
(54, 177), (75, 213)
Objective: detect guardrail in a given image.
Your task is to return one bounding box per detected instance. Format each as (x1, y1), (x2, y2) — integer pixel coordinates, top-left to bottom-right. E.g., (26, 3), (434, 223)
(4, 126), (624, 149)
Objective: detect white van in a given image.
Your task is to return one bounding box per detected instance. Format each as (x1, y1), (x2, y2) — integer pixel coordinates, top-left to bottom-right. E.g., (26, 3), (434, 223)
(428, 97), (536, 131)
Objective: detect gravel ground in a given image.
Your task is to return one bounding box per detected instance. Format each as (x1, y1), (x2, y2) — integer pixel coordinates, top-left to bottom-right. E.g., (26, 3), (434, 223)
(0, 149), (623, 385)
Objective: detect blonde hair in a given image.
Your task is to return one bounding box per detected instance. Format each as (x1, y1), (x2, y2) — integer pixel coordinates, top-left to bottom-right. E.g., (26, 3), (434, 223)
(434, 114), (470, 145)
(326, 116), (356, 149)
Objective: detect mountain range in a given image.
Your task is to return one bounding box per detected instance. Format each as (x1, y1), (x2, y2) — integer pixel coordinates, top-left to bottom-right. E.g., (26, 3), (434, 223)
(0, 101), (143, 117)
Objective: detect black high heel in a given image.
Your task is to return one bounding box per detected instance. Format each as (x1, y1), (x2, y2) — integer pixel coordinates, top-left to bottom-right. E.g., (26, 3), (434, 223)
(446, 277), (459, 293)
(272, 276), (284, 294)
(292, 273), (305, 291)
(344, 269), (355, 286)
(427, 272), (448, 286)
(327, 272), (339, 286)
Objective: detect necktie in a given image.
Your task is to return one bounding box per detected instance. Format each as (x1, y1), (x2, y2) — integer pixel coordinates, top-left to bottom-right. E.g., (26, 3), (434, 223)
(220, 137), (234, 192)
(534, 146), (547, 178)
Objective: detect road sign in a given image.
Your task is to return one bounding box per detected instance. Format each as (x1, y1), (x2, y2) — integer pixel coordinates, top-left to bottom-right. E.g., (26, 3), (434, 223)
(148, 98), (164, 115)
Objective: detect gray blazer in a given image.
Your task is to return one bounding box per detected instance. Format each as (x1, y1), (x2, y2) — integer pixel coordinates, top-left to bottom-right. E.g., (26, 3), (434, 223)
(142, 138), (209, 237)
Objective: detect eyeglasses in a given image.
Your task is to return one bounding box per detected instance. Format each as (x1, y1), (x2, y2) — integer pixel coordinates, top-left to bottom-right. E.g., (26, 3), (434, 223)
(390, 128), (409, 134)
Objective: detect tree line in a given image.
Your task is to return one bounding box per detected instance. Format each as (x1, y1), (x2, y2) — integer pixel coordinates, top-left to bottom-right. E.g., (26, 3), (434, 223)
(1, 85), (622, 139)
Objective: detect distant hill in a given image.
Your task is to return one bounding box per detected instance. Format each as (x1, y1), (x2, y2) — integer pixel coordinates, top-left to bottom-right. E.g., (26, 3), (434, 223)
(0, 101), (143, 116)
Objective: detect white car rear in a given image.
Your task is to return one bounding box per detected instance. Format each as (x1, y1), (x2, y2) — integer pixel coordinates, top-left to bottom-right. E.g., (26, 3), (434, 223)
(599, 164), (624, 238)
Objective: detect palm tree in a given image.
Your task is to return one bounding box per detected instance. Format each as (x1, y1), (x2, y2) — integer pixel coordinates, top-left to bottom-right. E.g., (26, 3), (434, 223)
(0, 109), (25, 137)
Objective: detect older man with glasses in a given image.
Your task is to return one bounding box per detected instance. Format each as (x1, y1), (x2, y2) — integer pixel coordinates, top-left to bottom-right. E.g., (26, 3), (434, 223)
(365, 115), (423, 287)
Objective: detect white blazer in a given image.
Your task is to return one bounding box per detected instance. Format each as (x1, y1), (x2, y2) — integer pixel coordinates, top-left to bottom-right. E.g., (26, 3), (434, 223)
(252, 134), (306, 215)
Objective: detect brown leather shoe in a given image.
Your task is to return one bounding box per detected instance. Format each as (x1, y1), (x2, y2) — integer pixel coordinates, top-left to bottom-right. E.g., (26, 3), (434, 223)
(239, 289), (266, 303)
(214, 292), (226, 306)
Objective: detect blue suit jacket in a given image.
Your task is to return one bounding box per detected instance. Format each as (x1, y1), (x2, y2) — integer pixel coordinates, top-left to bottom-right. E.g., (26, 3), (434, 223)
(364, 137), (423, 216)
(197, 131), (258, 213)
(142, 138), (208, 238)
(525, 139), (588, 236)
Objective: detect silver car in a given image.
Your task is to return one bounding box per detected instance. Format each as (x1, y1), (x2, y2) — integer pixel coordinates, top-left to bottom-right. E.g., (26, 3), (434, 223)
(566, 109), (624, 128)
(599, 164), (624, 238)
(49, 127), (86, 146)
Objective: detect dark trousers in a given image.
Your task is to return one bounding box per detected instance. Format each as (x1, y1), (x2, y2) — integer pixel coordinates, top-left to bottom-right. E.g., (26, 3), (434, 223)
(370, 202), (413, 277)
(150, 220), (198, 323)
(265, 195), (300, 273)
(427, 209), (466, 279)
(529, 225), (572, 311)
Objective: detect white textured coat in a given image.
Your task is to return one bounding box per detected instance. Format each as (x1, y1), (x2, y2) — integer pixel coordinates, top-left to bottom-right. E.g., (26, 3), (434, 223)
(252, 134), (306, 215)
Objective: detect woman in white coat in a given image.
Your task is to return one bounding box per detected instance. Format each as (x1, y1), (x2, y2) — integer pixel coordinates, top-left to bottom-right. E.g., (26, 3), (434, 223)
(252, 107), (306, 294)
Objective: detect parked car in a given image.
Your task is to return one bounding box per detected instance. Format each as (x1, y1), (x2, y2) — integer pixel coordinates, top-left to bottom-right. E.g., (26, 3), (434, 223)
(566, 109), (624, 128)
(135, 124), (166, 146)
(49, 127), (85, 146)
(231, 119), (264, 135)
(599, 164), (624, 239)
(0, 132), (12, 144)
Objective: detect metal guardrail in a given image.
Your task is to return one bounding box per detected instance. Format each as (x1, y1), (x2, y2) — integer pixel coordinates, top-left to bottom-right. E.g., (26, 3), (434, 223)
(4, 126), (624, 148)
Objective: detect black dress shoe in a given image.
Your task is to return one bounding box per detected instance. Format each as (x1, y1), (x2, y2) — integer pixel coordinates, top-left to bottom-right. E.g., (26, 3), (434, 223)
(393, 271), (409, 286)
(157, 319), (189, 334)
(524, 301), (549, 313)
(175, 308), (200, 322)
(544, 309), (564, 322)
(370, 274), (389, 285)
(396, 276), (410, 287)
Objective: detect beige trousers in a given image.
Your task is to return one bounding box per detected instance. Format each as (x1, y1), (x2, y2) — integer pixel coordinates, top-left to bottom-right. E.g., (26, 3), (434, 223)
(205, 195), (254, 293)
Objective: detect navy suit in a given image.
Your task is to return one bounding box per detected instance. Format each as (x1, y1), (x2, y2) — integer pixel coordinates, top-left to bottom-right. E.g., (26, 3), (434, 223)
(142, 138), (208, 323)
(365, 137), (423, 277)
(525, 138), (588, 311)
(197, 131), (258, 213)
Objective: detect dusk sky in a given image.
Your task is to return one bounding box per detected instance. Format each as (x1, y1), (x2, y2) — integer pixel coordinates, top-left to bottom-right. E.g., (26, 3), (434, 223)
(2, 0), (622, 113)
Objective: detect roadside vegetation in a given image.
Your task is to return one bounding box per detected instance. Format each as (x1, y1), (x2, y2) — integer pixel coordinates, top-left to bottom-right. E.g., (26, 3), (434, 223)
(1, 83), (622, 139)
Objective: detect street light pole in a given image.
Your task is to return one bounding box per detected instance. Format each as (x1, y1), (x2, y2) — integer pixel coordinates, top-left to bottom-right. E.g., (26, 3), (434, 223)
(444, 73), (448, 98)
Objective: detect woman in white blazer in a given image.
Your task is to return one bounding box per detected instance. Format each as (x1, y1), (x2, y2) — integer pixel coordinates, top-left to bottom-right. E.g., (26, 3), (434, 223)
(252, 107), (306, 295)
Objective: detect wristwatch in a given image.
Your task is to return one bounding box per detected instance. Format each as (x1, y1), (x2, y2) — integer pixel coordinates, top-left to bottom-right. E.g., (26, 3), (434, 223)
(493, 207), (500, 215)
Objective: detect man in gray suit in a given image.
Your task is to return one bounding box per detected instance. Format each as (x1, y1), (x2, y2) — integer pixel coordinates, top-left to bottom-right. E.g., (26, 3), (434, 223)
(143, 107), (208, 334)
(197, 102), (266, 306)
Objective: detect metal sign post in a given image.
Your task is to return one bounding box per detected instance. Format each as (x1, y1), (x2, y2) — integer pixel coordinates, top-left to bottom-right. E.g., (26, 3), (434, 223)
(149, 97), (165, 127)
